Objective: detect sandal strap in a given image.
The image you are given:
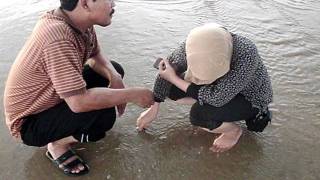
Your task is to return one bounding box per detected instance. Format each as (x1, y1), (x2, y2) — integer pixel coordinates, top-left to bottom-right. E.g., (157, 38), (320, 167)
(55, 149), (76, 165)
(63, 159), (84, 170)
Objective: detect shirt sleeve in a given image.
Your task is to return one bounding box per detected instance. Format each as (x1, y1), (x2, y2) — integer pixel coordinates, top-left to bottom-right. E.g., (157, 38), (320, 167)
(43, 40), (86, 98)
(186, 83), (202, 100)
(197, 39), (259, 107)
(153, 42), (188, 102)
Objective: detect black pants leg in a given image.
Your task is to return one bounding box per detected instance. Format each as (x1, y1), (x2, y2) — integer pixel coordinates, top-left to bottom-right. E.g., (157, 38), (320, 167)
(76, 61), (124, 142)
(21, 61), (124, 147)
(189, 95), (259, 130)
(167, 85), (259, 130)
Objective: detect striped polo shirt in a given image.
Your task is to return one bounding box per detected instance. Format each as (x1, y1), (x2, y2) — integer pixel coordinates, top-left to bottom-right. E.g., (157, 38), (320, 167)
(3, 9), (100, 138)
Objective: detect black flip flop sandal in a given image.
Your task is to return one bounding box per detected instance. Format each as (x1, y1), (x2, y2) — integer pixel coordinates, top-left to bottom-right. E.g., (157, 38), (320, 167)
(46, 149), (90, 176)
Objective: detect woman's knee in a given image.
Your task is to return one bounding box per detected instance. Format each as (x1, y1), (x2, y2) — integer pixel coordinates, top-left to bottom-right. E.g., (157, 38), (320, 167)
(189, 103), (222, 130)
(189, 115), (222, 130)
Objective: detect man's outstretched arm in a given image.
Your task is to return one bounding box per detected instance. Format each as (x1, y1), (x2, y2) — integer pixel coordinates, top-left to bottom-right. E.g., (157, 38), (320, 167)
(64, 87), (154, 113)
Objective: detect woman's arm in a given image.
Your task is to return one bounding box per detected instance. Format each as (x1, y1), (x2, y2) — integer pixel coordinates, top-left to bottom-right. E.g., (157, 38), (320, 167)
(153, 42), (188, 102)
(136, 102), (160, 131)
(136, 42), (188, 131)
(158, 59), (191, 92)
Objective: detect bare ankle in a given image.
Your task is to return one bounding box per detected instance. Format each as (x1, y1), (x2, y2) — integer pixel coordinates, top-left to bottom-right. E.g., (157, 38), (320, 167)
(225, 125), (242, 135)
(50, 136), (78, 147)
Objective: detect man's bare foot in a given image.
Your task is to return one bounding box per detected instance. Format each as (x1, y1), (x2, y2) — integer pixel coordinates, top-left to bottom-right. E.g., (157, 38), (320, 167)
(47, 142), (84, 174)
(210, 126), (242, 153)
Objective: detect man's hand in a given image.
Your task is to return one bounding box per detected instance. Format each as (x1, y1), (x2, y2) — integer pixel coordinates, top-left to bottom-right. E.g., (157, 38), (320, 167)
(130, 87), (155, 108)
(109, 73), (126, 116)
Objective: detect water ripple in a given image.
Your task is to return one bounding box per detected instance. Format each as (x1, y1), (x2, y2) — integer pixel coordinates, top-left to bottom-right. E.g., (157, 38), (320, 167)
(269, 0), (318, 11)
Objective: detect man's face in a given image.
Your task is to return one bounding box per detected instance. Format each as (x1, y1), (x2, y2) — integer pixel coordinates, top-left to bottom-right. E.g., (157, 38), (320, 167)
(88, 0), (115, 26)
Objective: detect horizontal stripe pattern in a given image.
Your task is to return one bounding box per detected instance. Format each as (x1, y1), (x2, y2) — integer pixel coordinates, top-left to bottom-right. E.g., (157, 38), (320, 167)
(3, 10), (99, 138)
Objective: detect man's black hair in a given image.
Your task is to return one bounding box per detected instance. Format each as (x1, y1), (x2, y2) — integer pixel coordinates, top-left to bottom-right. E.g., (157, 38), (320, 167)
(60, 0), (79, 11)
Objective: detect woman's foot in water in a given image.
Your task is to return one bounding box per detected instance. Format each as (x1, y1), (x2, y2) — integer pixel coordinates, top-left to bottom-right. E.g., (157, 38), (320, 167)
(210, 124), (242, 153)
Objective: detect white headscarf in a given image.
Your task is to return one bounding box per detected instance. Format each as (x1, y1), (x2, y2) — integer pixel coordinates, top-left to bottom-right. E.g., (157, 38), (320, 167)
(184, 23), (233, 85)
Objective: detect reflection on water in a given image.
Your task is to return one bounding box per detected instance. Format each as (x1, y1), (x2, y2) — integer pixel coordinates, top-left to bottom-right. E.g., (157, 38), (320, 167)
(0, 0), (319, 179)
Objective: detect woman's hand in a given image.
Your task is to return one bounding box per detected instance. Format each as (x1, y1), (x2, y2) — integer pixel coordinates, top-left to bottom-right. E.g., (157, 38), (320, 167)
(159, 59), (191, 92)
(136, 103), (160, 131)
(158, 59), (178, 83)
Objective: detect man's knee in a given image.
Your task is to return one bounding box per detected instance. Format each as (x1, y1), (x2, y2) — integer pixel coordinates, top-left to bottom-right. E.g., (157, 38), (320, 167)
(96, 107), (117, 131)
(86, 108), (116, 142)
(111, 61), (125, 78)
(73, 108), (116, 143)
(82, 61), (125, 88)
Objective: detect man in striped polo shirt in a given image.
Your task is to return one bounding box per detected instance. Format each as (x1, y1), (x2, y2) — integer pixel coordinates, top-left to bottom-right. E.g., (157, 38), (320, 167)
(3, 0), (154, 176)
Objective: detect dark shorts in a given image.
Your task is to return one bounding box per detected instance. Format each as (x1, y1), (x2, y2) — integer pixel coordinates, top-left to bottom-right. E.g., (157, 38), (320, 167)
(20, 61), (124, 147)
(168, 85), (259, 130)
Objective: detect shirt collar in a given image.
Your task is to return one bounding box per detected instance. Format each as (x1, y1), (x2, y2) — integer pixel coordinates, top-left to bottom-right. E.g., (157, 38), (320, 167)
(53, 7), (87, 35)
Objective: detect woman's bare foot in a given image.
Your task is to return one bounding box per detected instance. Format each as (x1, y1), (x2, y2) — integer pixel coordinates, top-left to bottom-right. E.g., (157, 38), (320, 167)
(210, 126), (242, 153)
(47, 137), (84, 174)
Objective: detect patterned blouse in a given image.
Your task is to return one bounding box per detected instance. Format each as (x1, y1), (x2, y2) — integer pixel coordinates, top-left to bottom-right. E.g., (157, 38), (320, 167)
(153, 33), (273, 112)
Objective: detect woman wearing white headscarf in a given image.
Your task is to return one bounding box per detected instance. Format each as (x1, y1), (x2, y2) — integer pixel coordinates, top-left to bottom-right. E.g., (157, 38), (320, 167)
(137, 23), (273, 152)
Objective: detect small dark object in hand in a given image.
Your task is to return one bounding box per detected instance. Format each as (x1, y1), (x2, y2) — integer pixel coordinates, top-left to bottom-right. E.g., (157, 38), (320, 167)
(153, 58), (166, 70)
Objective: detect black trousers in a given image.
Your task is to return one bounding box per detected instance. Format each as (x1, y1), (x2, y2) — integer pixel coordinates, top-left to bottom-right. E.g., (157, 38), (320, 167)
(168, 85), (259, 130)
(20, 61), (124, 147)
